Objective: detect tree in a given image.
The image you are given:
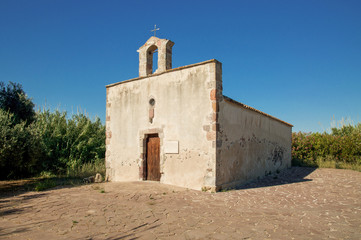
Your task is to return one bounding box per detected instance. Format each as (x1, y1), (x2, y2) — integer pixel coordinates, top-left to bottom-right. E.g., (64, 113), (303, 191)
(0, 81), (35, 125)
(0, 109), (40, 179)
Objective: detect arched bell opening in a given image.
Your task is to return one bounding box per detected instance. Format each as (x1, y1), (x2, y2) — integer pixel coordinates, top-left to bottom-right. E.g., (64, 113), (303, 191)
(146, 45), (158, 75)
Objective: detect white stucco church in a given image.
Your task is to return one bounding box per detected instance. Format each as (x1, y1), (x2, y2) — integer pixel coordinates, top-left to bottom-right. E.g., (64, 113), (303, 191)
(105, 36), (292, 191)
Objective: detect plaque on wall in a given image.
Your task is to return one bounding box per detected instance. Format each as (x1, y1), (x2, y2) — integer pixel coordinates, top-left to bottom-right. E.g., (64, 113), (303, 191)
(164, 141), (179, 154)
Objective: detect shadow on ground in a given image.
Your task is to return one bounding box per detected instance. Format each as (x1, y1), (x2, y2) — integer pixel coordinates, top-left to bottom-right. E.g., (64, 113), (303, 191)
(1, 167), (318, 197)
(0, 193), (48, 222)
(0, 219), (58, 237)
(236, 167), (316, 190)
(0, 177), (85, 199)
(0, 227), (29, 238)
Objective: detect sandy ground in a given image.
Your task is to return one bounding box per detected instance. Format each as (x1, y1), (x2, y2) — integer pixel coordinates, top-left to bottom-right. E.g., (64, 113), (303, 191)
(0, 167), (360, 240)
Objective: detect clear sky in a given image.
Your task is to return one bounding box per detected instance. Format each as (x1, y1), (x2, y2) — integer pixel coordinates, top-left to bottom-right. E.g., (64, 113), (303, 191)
(1, 0), (360, 133)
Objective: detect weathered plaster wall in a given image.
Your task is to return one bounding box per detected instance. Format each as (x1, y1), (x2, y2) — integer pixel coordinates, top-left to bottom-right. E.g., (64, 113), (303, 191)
(106, 60), (220, 190)
(217, 99), (292, 189)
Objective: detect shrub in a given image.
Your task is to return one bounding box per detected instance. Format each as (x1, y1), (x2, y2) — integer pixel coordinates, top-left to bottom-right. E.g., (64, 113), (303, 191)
(34, 108), (106, 176)
(0, 107), (106, 180)
(292, 122), (361, 170)
(0, 109), (41, 179)
(0, 82), (105, 180)
(34, 179), (57, 191)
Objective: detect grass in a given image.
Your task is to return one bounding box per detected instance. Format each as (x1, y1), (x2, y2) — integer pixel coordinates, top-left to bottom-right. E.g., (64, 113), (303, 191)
(66, 161), (105, 179)
(31, 162), (106, 191)
(71, 220), (79, 229)
(317, 160), (361, 172)
(33, 177), (85, 191)
(292, 157), (361, 172)
(34, 179), (56, 191)
(92, 185), (105, 193)
(0, 162), (105, 194)
(220, 188), (230, 192)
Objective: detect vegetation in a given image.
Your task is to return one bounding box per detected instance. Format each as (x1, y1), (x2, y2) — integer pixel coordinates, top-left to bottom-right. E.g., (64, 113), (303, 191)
(292, 122), (361, 171)
(0, 81), (105, 181)
(1, 79), (360, 189)
(34, 179), (57, 191)
(0, 81), (35, 125)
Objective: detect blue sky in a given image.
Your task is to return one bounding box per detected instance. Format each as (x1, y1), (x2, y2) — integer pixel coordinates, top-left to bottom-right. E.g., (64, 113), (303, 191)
(1, 0), (360, 132)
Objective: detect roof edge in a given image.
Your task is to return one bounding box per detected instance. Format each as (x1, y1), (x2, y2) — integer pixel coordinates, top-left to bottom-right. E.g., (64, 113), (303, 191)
(106, 59), (220, 88)
(223, 95), (293, 127)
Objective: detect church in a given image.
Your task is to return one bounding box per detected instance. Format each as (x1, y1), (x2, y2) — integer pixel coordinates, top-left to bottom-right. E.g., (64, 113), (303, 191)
(105, 36), (292, 191)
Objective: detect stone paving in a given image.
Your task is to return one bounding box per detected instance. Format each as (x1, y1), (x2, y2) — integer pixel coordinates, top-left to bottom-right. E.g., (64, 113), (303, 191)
(0, 167), (360, 240)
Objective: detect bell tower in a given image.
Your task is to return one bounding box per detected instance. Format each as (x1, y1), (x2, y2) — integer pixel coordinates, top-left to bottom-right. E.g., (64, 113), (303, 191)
(137, 36), (174, 77)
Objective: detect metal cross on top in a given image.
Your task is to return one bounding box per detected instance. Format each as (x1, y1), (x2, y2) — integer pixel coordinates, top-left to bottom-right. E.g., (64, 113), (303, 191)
(151, 25), (160, 36)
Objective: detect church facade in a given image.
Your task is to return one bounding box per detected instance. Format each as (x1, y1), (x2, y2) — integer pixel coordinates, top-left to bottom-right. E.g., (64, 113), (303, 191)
(105, 36), (292, 191)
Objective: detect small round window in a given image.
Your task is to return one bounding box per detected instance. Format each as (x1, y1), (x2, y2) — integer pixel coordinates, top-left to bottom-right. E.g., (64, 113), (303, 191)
(149, 98), (155, 106)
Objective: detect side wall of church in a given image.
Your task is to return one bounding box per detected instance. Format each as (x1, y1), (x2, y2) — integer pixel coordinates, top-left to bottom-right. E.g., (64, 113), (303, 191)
(217, 100), (292, 189)
(105, 61), (219, 190)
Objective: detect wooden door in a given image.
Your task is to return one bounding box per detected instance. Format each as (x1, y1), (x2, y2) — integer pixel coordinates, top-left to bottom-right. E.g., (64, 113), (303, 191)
(146, 134), (160, 181)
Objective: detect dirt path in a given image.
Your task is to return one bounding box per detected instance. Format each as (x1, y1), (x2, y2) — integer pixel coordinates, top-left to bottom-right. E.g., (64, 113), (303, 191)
(1, 167), (360, 240)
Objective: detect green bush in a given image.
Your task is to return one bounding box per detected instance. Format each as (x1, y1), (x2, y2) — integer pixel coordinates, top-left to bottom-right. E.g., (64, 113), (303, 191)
(34, 108), (106, 176)
(292, 122), (361, 170)
(0, 82), (106, 180)
(0, 108), (106, 180)
(0, 109), (41, 179)
(34, 179), (57, 191)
